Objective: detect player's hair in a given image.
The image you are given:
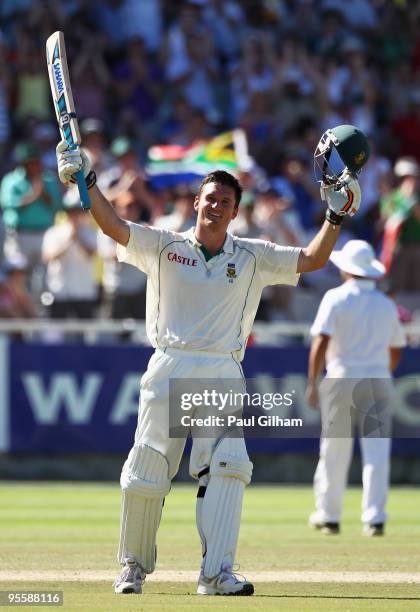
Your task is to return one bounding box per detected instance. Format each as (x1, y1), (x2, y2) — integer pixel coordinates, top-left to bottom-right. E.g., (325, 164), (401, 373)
(198, 170), (242, 207)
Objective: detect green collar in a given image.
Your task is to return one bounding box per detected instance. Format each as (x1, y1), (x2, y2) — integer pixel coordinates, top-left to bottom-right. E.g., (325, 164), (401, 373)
(199, 244), (224, 262)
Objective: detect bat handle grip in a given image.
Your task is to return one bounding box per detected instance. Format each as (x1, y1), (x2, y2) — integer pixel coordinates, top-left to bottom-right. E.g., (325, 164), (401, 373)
(74, 169), (91, 210)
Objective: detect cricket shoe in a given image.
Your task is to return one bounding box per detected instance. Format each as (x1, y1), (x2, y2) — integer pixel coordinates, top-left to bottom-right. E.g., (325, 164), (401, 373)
(197, 566), (254, 596)
(309, 513), (340, 535)
(113, 559), (145, 594)
(317, 522), (340, 535)
(363, 523), (384, 537)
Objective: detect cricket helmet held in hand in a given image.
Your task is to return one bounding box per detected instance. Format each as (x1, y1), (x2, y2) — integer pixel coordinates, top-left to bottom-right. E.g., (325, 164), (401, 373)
(314, 124), (370, 185)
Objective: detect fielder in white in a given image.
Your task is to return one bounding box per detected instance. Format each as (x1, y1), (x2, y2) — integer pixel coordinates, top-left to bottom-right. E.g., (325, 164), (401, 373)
(307, 240), (406, 536)
(56, 124), (365, 595)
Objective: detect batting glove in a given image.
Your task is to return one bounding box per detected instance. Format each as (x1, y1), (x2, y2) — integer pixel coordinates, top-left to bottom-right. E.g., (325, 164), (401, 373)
(320, 169), (361, 225)
(56, 140), (91, 185)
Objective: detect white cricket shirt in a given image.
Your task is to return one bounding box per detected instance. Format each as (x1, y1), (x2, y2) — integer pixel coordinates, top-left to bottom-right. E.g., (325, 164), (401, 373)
(117, 224), (300, 359)
(311, 279), (407, 378)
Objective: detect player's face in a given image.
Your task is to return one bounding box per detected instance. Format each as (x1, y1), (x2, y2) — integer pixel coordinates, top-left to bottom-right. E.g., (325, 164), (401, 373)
(194, 182), (238, 232)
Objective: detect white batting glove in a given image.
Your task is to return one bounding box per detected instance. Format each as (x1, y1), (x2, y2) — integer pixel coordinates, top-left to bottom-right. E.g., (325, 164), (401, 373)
(56, 140), (91, 185)
(320, 169), (361, 217)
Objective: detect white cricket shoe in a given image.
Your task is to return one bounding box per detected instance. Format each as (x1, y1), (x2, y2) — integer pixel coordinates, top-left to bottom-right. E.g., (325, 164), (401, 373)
(113, 559), (145, 594)
(197, 566), (254, 596)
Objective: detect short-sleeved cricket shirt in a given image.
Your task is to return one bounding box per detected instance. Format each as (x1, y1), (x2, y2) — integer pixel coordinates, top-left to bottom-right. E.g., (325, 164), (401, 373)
(311, 279), (407, 378)
(117, 224), (300, 360)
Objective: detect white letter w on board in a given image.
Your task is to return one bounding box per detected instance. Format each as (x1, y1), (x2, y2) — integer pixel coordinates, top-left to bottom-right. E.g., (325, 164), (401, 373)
(22, 373), (103, 424)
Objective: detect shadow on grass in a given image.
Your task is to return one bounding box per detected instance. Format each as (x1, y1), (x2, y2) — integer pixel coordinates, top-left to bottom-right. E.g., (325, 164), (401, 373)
(147, 592), (420, 601)
(257, 595), (420, 601)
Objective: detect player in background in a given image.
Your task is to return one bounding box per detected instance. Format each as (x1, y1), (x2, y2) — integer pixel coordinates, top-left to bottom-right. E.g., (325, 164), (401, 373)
(307, 240), (406, 536)
(56, 125), (368, 595)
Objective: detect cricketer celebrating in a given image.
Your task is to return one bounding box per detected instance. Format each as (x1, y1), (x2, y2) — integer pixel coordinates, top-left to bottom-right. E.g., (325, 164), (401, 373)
(56, 124), (368, 596)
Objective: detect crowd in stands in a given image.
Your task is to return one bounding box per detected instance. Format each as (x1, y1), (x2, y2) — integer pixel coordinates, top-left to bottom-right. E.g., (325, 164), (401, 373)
(0, 0), (420, 327)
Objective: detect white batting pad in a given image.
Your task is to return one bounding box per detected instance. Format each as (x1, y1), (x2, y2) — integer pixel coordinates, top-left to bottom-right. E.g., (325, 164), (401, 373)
(118, 444), (171, 572)
(198, 436), (252, 578)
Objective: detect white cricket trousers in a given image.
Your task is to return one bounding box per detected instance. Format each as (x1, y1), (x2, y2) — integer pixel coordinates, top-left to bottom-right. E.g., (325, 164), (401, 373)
(132, 347), (246, 479)
(313, 378), (394, 525)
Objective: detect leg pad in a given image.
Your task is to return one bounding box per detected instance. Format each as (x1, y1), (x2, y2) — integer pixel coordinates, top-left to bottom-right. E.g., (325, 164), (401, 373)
(118, 444), (171, 572)
(197, 436), (252, 578)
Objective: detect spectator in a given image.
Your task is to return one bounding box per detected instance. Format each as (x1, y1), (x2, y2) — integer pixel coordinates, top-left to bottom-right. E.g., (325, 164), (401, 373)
(93, 0), (162, 53)
(239, 91), (277, 159)
(80, 118), (114, 177)
(33, 122), (59, 172)
(167, 107), (213, 148)
(314, 9), (344, 58)
(42, 189), (98, 319)
(14, 30), (50, 123)
(380, 157), (420, 292)
(160, 96), (195, 143)
(320, 37), (377, 136)
(165, 31), (218, 119)
(359, 144), (393, 214)
(272, 38), (321, 135)
(112, 37), (163, 131)
(202, 0), (245, 64)
(155, 185), (196, 232)
(230, 33), (276, 123)
(254, 187), (303, 248)
(98, 189), (147, 321)
(272, 155), (320, 231)
(229, 192), (264, 239)
(254, 187), (303, 321)
(0, 142), (62, 294)
(101, 136), (159, 221)
(356, 143), (392, 242)
(0, 255), (36, 318)
(164, 3), (205, 82)
(392, 88), (420, 163)
(71, 34), (110, 124)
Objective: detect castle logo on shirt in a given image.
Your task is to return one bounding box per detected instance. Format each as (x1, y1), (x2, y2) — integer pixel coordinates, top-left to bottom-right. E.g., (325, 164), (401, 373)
(167, 252), (198, 267)
(226, 263), (237, 283)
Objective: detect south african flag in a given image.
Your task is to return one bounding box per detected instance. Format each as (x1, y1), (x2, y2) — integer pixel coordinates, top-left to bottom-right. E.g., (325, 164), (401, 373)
(145, 129), (252, 188)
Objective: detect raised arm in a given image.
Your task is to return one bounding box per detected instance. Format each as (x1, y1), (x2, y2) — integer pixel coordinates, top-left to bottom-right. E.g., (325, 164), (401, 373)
(88, 185), (130, 246)
(297, 220), (340, 273)
(297, 171), (362, 273)
(56, 140), (130, 246)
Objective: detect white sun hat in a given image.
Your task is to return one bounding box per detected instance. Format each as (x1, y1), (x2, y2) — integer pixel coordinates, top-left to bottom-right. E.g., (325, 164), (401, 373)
(329, 240), (386, 278)
(394, 156), (419, 178)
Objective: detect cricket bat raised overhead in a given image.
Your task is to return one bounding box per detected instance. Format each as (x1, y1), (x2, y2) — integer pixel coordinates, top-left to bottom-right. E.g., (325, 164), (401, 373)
(46, 31), (91, 210)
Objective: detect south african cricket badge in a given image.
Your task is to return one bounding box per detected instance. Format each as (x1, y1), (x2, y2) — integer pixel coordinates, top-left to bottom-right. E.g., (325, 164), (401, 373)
(226, 263), (237, 283)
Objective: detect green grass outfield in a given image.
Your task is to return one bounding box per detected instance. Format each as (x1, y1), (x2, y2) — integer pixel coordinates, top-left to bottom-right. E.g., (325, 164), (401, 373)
(0, 483), (419, 611)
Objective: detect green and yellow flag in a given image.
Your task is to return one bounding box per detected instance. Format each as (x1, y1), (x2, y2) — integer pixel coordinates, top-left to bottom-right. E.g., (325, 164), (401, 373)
(146, 130), (252, 187)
